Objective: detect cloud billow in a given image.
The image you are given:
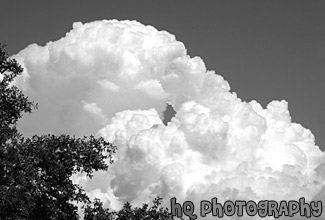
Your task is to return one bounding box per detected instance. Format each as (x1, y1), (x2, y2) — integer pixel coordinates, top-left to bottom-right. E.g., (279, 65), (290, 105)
(13, 20), (325, 219)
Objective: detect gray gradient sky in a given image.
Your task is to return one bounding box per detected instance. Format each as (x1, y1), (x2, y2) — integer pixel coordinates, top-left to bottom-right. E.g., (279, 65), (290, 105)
(1, 0), (324, 150)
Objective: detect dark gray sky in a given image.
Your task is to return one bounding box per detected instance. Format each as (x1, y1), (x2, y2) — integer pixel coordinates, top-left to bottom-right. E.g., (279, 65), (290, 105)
(1, 0), (324, 150)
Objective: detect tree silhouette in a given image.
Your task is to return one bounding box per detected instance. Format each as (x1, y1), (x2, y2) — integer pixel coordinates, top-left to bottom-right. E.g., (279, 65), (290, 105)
(84, 196), (175, 220)
(0, 43), (36, 144)
(0, 43), (116, 220)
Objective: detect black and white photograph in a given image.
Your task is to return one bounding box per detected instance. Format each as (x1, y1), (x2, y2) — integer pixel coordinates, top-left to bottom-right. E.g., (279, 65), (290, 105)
(1, 1), (325, 219)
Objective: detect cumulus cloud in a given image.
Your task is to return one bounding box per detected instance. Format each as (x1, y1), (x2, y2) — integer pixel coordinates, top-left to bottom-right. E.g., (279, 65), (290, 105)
(13, 20), (325, 219)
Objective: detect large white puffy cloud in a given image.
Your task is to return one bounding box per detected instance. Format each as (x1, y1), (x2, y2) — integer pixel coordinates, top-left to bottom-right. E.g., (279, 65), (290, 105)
(13, 20), (325, 219)
(15, 20), (184, 136)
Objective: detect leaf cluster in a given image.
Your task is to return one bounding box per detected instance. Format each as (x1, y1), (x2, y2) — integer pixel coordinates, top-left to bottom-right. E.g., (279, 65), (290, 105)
(0, 43), (116, 220)
(1, 134), (116, 219)
(0, 43), (37, 144)
(84, 196), (175, 220)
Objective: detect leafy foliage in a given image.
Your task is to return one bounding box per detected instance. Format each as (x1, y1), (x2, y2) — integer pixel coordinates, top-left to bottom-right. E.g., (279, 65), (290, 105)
(84, 199), (113, 220)
(0, 43), (37, 144)
(1, 134), (116, 219)
(0, 44), (116, 220)
(84, 196), (174, 220)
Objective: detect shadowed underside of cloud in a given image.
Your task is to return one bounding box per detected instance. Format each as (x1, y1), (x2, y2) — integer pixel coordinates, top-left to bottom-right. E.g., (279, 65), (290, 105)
(13, 20), (324, 219)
